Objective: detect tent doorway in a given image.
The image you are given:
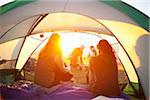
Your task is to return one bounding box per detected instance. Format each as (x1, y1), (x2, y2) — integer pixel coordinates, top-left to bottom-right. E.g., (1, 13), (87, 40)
(0, 12), (147, 99)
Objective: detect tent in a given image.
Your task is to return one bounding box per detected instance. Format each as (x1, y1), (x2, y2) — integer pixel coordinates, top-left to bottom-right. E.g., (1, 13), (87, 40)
(0, 0), (149, 99)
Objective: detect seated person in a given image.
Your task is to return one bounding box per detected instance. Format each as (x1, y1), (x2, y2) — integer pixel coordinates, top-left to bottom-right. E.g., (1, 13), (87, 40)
(88, 40), (121, 97)
(34, 33), (71, 88)
(69, 45), (88, 84)
(89, 46), (97, 57)
(69, 45), (85, 69)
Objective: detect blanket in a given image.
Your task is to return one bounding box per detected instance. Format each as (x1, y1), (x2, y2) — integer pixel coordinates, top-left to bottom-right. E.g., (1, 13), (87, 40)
(0, 81), (93, 100)
(0, 80), (128, 100)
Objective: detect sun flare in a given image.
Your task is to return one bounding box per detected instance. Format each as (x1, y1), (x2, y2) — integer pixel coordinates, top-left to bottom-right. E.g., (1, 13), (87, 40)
(60, 32), (100, 58)
(59, 32), (101, 66)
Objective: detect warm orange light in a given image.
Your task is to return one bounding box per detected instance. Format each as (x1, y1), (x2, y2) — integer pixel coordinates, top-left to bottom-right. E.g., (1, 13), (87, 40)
(60, 32), (101, 66)
(61, 32), (100, 57)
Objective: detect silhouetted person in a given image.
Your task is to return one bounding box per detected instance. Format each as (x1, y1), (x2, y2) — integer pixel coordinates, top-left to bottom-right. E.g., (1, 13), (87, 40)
(70, 45), (85, 69)
(69, 45), (87, 83)
(135, 34), (149, 99)
(34, 33), (67, 88)
(88, 46), (97, 63)
(89, 46), (97, 57)
(89, 40), (121, 96)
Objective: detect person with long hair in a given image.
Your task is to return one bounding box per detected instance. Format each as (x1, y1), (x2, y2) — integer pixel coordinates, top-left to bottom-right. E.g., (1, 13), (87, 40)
(88, 39), (121, 96)
(34, 33), (67, 88)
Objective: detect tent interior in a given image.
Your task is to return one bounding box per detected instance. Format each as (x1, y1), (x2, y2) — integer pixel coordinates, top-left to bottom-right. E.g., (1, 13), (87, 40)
(0, 12), (149, 100)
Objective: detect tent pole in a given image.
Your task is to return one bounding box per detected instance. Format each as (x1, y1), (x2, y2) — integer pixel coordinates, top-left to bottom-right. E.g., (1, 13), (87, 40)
(97, 21), (145, 98)
(15, 13), (48, 69)
(110, 34), (141, 95)
(27, 13), (48, 36)
(116, 53), (139, 94)
(14, 14), (49, 80)
(14, 15), (44, 69)
(20, 37), (49, 73)
(14, 14), (48, 79)
(0, 14), (42, 40)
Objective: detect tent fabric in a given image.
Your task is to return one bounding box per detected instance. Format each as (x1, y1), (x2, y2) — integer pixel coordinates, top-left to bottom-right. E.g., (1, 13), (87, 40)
(0, 15), (41, 44)
(99, 20), (149, 99)
(0, 13), (149, 99)
(0, 1), (148, 31)
(102, 1), (149, 31)
(0, 0), (141, 35)
(32, 13), (111, 35)
(0, 38), (24, 60)
(0, 0), (149, 98)
(16, 37), (42, 70)
(0, 1), (34, 15)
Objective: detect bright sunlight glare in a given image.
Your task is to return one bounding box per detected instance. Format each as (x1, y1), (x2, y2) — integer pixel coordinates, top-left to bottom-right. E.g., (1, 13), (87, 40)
(30, 32), (101, 66)
(60, 32), (100, 58)
(60, 32), (101, 66)
(30, 32), (101, 60)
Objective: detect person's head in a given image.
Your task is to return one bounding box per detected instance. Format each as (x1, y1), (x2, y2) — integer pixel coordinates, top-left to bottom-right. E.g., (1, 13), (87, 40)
(48, 33), (62, 48)
(97, 39), (113, 54)
(40, 33), (62, 56)
(90, 46), (95, 51)
(80, 44), (85, 50)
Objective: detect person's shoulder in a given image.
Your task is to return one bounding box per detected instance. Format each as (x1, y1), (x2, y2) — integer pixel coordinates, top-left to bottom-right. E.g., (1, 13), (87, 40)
(92, 55), (102, 62)
(90, 56), (96, 62)
(76, 48), (81, 51)
(73, 48), (79, 52)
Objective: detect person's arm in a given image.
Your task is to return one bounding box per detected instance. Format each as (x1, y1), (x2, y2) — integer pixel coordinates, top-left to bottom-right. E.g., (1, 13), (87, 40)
(79, 55), (83, 64)
(89, 58), (96, 85)
(55, 55), (66, 73)
(89, 68), (96, 84)
(79, 50), (83, 63)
